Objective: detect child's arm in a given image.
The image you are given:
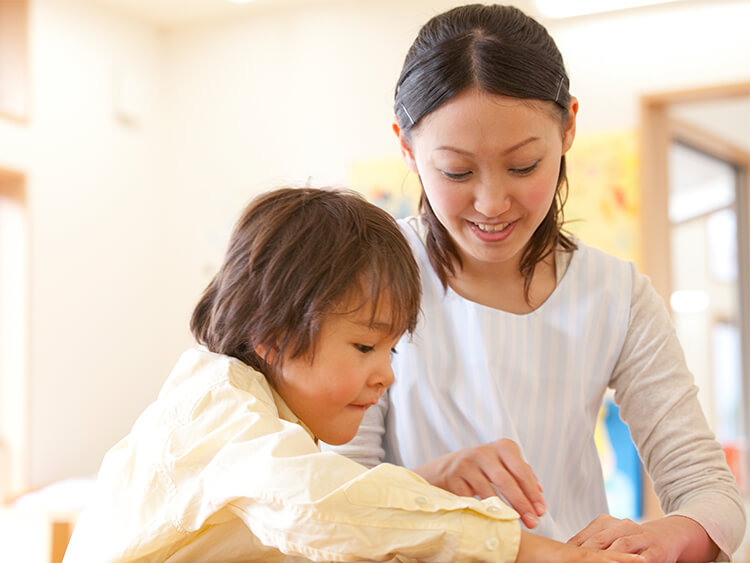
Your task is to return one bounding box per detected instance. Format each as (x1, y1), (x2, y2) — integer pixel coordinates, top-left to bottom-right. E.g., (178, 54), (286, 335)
(520, 531), (645, 563)
(226, 456), (643, 563)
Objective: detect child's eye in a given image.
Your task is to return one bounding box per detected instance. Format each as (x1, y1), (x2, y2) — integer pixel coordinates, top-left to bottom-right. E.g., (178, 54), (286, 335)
(441, 170), (472, 181)
(354, 344), (374, 353)
(390, 348), (398, 356)
(510, 161), (539, 175)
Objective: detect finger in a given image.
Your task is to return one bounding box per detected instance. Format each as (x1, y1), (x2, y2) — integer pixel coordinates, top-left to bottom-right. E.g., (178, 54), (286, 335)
(493, 439), (546, 515)
(450, 445), (539, 526)
(635, 545), (665, 563)
(478, 463), (539, 528)
(475, 445), (542, 524)
(588, 554), (645, 563)
(579, 526), (627, 550)
(609, 534), (649, 555)
(458, 461), (503, 500)
(577, 547), (645, 563)
(609, 554), (646, 563)
(579, 519), (642, 551)
(568, 514), (619, 546)
(444, 476), (474, 498)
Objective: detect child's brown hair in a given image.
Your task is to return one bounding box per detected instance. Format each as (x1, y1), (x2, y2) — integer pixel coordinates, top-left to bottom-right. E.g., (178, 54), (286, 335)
(190, 187), (421, 373)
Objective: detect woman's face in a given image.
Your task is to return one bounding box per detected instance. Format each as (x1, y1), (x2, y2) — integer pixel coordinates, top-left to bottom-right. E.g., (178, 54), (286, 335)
(397, 88), (577, 271)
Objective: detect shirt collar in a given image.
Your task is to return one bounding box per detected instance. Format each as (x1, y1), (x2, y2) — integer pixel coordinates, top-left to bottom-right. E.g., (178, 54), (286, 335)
(269, 385), (317, 444)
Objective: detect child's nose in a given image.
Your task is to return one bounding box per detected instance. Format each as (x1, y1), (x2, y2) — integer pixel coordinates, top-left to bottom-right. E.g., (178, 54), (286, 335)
(372, 361), (395, 389)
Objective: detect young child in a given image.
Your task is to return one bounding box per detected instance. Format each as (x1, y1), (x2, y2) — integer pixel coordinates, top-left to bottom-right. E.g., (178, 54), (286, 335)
(63, 187), (644, 562)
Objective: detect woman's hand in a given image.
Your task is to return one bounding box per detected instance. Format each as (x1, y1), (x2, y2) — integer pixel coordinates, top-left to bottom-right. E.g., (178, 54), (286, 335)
(567, 514), (720, 563)
(518, 530), (646, 563)
(412, 439), (546, 528)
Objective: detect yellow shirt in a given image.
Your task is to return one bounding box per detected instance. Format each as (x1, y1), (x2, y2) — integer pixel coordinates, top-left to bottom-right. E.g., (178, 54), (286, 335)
(63, 348), (520, 562)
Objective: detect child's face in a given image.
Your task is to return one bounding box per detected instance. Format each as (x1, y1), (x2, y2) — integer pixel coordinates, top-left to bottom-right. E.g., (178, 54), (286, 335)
(398, 88), (577, 272)
(273, 304), (400, 445)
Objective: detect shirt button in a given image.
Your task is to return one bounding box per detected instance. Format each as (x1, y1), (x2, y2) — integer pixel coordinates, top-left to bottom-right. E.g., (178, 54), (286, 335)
(415, 496), (429, 505)
(485, 537), (500, 550)
(487, 506), (501, 513)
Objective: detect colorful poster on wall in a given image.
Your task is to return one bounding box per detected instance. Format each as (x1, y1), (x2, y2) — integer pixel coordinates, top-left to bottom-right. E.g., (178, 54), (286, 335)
(597, 397), (643, 520)
(350, 157), (420, 219)
(565, 129), (641, 268)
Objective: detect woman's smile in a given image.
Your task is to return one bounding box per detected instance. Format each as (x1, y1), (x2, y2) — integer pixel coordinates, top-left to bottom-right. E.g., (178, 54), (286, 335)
(468, 218), (518, 242)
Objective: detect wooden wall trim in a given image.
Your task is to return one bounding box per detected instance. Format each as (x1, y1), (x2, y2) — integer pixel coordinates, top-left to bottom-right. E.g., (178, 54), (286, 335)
(642, 82), (750, 106)
(0, 168), (26, 203)
(639, 100), (672, 302)
(0, 0), (30, 122)
(670, 118), (750, 168)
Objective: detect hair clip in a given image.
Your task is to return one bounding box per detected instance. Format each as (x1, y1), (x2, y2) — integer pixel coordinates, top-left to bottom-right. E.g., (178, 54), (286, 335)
(554, 76), (565, 104)
(400, 103), (416, 126)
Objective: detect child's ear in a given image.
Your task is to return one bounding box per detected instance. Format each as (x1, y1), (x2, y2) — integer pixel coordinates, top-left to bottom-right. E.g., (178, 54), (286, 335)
(561, 96), (579, 155)
(393, 116), (419, 175)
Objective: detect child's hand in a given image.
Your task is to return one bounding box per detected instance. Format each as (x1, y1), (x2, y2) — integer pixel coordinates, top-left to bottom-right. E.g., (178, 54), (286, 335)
(518, 530), (646, 563)
(567, 514), (720, 563)
(412, 438), (545, 528)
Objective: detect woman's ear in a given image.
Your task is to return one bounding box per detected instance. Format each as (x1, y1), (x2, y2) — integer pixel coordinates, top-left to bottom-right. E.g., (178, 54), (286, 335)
(393, 116), (419, 175)
(561, 96), (579, 155)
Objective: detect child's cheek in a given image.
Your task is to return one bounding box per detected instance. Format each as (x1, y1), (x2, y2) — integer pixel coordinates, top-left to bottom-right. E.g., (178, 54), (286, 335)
(327, 380), (363, 405)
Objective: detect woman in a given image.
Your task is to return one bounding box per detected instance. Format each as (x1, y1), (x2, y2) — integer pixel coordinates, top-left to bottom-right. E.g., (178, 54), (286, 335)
(331, 4), (745, 561)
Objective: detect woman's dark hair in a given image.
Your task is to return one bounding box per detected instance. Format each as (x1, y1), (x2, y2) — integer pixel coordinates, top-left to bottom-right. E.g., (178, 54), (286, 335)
(190, 187), (421, 375)
(394, 4), (576, 300)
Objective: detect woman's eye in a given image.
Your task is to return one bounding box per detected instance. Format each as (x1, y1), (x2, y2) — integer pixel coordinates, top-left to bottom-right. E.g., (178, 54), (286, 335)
(354, 344), (374, 353)
(441, 170), (472, 181)
(510, 161), (539, 175)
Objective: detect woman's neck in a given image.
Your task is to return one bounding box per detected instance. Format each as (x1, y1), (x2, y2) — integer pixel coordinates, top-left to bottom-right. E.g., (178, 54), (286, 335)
(448, 252), (557, 314)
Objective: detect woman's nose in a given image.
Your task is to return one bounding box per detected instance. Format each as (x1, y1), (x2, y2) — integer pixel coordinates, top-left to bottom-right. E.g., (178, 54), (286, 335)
(474, 179), (511, 217)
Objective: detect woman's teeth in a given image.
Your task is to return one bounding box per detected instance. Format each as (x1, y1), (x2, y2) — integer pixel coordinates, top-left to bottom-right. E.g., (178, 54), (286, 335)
(474, 221), (510, 232)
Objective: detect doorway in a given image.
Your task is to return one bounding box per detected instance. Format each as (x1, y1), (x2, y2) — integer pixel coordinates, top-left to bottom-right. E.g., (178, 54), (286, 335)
(641, 83), (750, 500)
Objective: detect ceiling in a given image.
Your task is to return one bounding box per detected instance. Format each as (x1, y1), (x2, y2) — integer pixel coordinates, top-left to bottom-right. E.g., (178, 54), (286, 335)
(87, 0), (311, 27)
(88, 0), (541, 27)
(84, 0), (708, 27)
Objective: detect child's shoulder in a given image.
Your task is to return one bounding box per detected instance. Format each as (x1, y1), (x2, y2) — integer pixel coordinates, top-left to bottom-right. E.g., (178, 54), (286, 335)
(155, 348), (277, 418)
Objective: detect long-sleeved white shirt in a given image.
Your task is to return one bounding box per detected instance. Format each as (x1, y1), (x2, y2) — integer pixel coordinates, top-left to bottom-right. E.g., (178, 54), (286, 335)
(328, 216), (745, 559)
(63, 347), (520, 562)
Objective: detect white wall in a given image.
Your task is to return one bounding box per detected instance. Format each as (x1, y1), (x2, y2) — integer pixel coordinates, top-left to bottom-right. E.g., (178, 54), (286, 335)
(1, 0), (748, 489)
(159, 0), (467, 301)
(0, 0), (176, 487)
(547, 0), (750, 133)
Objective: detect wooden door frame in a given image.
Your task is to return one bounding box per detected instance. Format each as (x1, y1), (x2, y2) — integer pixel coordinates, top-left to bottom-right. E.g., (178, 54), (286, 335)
(640, 82), (750, 300)
(0, 0), (30, 122)
(0, 166), (29, 500)
(640, 83), (750, 510)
